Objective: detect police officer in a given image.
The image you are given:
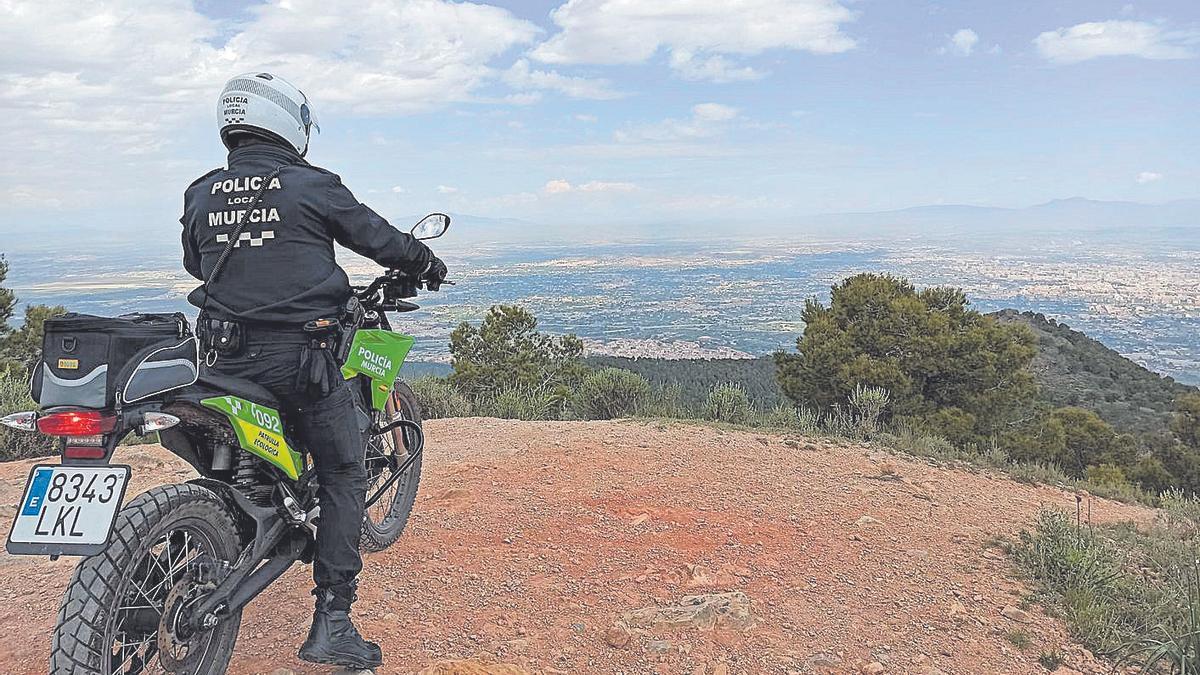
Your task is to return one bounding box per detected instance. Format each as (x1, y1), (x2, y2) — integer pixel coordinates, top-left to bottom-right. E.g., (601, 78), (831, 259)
(180, 72), (447, 669)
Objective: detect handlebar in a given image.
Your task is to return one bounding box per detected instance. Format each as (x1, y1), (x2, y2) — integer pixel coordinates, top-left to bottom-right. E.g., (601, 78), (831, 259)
(352, 269), (451, 313)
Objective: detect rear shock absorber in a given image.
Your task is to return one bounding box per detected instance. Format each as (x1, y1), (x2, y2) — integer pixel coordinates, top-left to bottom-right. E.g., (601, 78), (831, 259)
(232, 451), (273, 506)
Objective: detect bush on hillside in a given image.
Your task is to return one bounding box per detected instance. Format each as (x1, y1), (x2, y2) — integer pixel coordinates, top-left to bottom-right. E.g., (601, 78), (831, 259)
(1016, 504), (1200, 666)
(759, 402), (801, 429)
(705, 383), (753, 425)
(587, 355), (783, 408)
(410, 376), (473, 419)
(1002, 407), (1136, 480)
(0, 370), (55, 461)
(641, 383), (690, 419)
(449, 305), (585, 406)
(1, 304), (64, 373)
(775, 273), (1037, 444)
(476, 385), (559, 421)
(572, 368), (652, 420)
(849, 384), (890, 437)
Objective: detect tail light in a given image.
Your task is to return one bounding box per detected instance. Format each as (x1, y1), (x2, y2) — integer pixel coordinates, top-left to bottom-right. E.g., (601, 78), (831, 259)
(36, 411), (117, 436)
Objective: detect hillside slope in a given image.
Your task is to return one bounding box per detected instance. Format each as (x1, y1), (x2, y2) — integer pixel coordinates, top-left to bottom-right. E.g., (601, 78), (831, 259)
(993, 309), (1195, 435)
(0, 420), (1151, 674)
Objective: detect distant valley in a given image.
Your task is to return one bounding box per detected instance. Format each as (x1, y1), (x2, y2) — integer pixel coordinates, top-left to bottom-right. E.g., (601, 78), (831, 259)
(5, 198), (1198, 383)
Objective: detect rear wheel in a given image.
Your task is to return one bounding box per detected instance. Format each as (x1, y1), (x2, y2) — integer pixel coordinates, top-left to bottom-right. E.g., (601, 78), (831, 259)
(360, 380), (423, 552)
(50, 483), (243, 675)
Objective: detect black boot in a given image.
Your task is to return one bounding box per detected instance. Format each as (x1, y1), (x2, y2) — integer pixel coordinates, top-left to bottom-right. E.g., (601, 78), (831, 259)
(298, 589), (383, 669)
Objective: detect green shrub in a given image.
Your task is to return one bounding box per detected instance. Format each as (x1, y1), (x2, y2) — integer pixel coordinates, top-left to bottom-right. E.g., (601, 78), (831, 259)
(641, 383), (690, 419)
(849, 384), (890, 437)
(477, 385), (558, 421)
(572, 368), (652, 420)
(1006, 461), (1071, 487)
(409, 376), (473, 419)
(794, 406), (824, 435)
(0, 370), (55, 461)
(877, 426), (961, 462)
(1015, 509), (1182, 657)
(758, 402), (801, 429)
(775, 273), (1038, 446)
(1162, 490), (1200, 531)
(448, 305), (584, 399)
(1121, 563), (1200, 673)
(704, 383), (753, 424)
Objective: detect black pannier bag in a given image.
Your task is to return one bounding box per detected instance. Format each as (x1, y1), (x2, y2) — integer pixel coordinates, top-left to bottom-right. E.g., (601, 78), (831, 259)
(31, 313), (198, 408)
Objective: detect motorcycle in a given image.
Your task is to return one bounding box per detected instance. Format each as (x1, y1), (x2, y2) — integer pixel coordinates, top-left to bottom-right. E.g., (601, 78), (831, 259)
(1, 213), (452, 674)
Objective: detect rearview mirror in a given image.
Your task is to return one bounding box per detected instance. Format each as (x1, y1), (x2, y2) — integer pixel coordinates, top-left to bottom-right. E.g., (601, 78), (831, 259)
(411, 213), (450, 240)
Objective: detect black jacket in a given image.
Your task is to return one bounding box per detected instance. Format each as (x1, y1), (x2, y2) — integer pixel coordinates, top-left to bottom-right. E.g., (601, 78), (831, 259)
(181, 141), (432, 324)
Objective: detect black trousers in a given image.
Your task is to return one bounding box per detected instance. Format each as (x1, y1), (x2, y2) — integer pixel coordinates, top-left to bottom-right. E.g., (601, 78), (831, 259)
(211, 340), (365, 609)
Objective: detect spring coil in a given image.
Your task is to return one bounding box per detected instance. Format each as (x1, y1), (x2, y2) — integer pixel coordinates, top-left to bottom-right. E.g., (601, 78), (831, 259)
(232, 451), (273, 506)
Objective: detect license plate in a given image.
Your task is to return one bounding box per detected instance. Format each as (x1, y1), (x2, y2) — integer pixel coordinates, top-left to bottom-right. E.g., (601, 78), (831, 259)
(6, 464), (130, 556)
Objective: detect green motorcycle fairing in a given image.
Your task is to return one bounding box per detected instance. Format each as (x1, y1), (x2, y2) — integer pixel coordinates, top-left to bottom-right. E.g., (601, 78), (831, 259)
(341, 329), (413, 410)
(198, 330), (412, 477)
(200, 395), (303, 480)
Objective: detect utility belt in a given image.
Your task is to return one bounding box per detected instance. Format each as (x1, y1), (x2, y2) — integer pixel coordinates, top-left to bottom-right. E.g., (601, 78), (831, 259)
(198, 297), (365, 365)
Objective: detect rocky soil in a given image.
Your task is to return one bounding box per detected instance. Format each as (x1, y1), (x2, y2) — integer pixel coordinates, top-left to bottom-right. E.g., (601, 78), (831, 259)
(0, 419), (1153, 674)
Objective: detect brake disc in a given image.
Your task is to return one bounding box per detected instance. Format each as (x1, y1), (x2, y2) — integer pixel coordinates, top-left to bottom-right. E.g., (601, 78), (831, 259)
(157, 573), (216, 672)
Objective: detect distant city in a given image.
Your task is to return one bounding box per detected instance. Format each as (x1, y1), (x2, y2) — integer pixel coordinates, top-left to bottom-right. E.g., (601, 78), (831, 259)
(5, 224), (1199, 384)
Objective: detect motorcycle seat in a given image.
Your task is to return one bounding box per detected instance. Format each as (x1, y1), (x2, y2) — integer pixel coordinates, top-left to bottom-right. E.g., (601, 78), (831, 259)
(190, 371), (283, 409)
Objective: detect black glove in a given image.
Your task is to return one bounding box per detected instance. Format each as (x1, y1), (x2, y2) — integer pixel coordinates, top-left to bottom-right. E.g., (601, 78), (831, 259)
(422, 255), (448, 291)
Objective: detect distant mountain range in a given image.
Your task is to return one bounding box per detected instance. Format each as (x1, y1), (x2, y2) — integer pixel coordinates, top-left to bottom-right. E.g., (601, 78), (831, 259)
(4, 197), (1194, 253)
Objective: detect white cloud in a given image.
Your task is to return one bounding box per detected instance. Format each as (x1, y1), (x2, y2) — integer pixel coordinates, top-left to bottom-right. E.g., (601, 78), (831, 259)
(530, 0), (856, 82)
(943, 28), (980, 56)
(502, 92), (544, 106)
(615, 103), (740, 142)
(1136, 171), (1164, 184)
(0, 0), (541, 204)
(693, 103), (739, 122)
(1034, 20), (1198, 64)
(669, 51), (764, 82)
(544, 179), (574, 194)
(503, 59), (624, 100)
(543, 179), (638, 194)
(391, 185), (409, 194)
(436, 185), (460, 194)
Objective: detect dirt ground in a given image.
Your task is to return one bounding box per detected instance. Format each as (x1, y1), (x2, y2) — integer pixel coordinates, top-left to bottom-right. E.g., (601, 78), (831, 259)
(0, 418), (1153, 675)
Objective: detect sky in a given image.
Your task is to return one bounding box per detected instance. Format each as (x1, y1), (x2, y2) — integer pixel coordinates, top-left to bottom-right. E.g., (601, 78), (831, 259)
(1, 0), (1198, 245)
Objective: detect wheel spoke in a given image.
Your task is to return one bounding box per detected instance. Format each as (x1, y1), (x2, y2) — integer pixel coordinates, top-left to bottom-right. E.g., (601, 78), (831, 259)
(106, 522), (221, 674)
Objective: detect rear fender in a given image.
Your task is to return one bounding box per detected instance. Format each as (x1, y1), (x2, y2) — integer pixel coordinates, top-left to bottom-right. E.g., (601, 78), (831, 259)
(199, 395), (303, 480)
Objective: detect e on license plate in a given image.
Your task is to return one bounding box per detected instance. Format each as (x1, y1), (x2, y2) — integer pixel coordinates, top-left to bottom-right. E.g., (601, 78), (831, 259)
(7, 465), (130, 556)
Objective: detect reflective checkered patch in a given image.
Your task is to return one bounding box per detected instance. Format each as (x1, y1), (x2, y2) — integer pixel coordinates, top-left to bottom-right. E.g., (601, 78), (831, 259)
(215, 230), (275, 248)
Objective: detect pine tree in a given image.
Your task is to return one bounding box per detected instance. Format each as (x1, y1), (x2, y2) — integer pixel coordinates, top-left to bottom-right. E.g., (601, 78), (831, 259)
(774, 273), (1038, 444)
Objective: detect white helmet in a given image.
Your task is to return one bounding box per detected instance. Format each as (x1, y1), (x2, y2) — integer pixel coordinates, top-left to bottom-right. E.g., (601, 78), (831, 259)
(217, 72), (319, 156)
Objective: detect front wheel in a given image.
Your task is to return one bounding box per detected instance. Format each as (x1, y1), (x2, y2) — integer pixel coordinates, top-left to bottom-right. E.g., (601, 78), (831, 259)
(50, 483), (243, 675)
(360, 380), (424, 552)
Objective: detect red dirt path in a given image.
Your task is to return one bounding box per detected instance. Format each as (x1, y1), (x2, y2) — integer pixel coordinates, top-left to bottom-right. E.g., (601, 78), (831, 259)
(0, 419), (1152, 674)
